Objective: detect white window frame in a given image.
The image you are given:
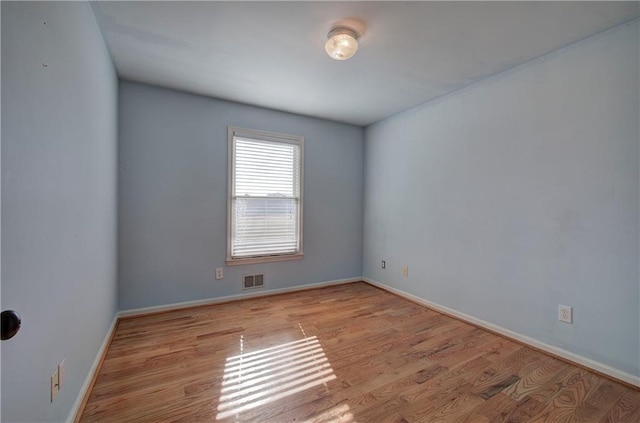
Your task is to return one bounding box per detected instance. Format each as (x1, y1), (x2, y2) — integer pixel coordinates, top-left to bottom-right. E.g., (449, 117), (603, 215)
(227, 126), (304, 266)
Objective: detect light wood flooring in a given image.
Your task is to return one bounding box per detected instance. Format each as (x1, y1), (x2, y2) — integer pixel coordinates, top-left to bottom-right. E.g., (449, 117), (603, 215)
(79, 282), (640, 422)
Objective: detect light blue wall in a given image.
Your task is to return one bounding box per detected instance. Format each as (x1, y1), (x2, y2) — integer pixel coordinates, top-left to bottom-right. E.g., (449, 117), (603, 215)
(1, 2), (118, 421)
(363, 21), (639, 377)
(118, 81), (364, 310)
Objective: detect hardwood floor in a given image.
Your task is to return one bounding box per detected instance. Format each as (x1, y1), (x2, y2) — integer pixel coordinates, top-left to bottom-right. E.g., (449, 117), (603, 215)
(79, 282), (640, 422)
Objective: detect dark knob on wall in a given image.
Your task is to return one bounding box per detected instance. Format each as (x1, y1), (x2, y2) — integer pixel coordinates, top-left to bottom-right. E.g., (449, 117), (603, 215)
(1, 310), (22, 340)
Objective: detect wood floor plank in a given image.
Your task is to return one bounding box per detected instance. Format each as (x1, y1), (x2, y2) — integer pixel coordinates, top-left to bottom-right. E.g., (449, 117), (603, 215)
(525, 371), (607, 423)
(457, 392), (519, 423)
(78, 282), (639, 422)
(502, 354), (568, 401)
(599, 389), (640, 423)
(574, 380), (627, 422)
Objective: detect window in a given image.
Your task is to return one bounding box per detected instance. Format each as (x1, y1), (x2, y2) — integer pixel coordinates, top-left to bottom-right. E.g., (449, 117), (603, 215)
(227, 127), (304, 265)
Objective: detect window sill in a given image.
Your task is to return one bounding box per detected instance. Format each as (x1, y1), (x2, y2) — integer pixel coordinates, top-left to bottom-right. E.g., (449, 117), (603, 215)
(226, 253), (304, 266)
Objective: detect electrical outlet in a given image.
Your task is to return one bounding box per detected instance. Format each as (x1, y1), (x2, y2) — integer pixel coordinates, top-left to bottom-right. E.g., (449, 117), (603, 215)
(51, 368), (59, 402)
(558, 305), (573, 323)
(381, 260), (386, 269)
(402, 266), (408, 277)
(58, 360), (65, 390)
(215, 267), (223, 280)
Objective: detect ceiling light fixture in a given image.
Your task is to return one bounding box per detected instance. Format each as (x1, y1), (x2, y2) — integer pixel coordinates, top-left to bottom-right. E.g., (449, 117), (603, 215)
(325, 27), (359, 61)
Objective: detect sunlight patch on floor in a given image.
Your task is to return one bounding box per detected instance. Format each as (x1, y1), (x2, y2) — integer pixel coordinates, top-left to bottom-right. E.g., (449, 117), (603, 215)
(301, 403), (355, 423)
(216, 334), (336, 420)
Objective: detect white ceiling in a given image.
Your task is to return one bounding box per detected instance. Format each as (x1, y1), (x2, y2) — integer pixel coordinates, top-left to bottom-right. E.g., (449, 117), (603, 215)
(92, 1), (639, 126)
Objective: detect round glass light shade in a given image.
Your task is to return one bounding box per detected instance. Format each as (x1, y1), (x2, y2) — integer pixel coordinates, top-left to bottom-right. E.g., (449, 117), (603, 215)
(325, 28), (358, 60)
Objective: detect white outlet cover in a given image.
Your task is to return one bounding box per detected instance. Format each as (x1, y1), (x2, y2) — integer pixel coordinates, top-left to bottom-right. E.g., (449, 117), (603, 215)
(51, 368), (59, 402)
(216, 268), (223, 280)
(558, 305), (573, 323)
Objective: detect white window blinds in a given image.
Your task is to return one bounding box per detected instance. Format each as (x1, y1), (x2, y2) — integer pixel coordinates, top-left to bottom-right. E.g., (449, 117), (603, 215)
(229, 129), (303, 261)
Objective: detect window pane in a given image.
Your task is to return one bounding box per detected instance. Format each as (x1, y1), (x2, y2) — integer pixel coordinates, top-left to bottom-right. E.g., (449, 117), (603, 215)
(229, 130), (303, 261)
(232, 197), (299, 257)
(235, 137), (300, 198)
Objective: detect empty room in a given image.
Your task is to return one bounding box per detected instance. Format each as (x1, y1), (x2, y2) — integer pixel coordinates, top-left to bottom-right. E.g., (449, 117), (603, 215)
(2, 1), (639, 422)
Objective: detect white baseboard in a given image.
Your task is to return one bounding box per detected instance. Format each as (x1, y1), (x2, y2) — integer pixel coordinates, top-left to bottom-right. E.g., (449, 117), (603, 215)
(118, 277), (361, 318)
(67, 315), (119, 423)
(363, 277), (640, 388)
